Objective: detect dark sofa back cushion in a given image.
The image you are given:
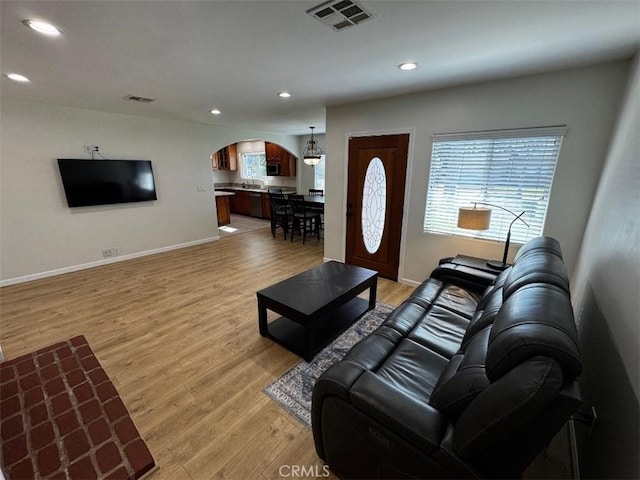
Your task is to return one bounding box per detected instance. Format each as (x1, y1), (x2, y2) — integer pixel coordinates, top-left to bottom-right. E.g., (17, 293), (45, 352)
(429, 327), (491, 418)
(453, 356), (566, 477)
(486, 284), (582, 381)
(513, 236), (563, 263)
(503, 252), (570, 299)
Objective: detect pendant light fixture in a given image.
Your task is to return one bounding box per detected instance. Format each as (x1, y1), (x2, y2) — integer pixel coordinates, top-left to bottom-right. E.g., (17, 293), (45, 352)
(303, 126), (323, 166)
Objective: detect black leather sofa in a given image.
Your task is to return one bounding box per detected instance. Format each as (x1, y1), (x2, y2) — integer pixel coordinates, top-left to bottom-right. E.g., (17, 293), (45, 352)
(312, 237), (582, 479)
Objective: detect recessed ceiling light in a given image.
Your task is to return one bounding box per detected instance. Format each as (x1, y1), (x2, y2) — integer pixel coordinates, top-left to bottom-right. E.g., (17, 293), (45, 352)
(277, 91), (292, 98)
(398, 62), (418, 71)
(210, 109), (221, 115)
(4, 73), (30, 83)
(22, 19), (62, 36)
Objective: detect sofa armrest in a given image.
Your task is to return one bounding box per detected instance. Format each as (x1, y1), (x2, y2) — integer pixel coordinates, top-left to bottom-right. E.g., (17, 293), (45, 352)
(312, 361), (367, 459)
(431, 263), (496, 293)
(349, 371), (447, 454)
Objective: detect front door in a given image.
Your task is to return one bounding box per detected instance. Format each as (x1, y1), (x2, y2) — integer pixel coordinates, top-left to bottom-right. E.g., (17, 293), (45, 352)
(345, 134), (409, 280)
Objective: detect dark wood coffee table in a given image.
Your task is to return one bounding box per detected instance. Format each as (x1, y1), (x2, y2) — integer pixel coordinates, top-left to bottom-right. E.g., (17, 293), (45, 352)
(257, 261), (378, 361)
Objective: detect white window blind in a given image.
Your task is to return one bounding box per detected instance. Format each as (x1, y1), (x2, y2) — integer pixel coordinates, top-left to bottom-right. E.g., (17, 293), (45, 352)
(423, 126), (566, 244)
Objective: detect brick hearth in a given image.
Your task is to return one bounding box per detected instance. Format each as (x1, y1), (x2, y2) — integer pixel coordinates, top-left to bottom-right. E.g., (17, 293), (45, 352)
(0, 336), (155, 479)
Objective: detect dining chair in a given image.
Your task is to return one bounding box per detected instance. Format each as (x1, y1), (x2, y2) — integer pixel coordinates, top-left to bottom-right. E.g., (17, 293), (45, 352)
(307, 189), (324, 231)
(269, 192), (291, 239)
(288, 194), (321, 244)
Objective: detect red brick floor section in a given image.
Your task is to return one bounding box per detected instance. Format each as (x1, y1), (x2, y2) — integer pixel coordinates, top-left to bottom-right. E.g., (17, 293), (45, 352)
(0, 336), (155, 479)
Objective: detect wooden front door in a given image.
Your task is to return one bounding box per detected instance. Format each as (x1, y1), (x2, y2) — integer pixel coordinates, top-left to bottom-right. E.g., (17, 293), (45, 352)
(345, 134), (409, 280)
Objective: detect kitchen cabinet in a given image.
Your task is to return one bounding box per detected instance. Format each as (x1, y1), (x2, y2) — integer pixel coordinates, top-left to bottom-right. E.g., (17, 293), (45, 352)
(265, 142), (297, 177)
(211, 143), (238, 171)
(261, 193), (271, 220)
(229, 190), (251, 216)
(215, 195), (231, 226)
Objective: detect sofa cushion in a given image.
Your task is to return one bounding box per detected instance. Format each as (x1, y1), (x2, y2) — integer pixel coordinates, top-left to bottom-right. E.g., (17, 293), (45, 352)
(408, 305), (469, 359)
(381, 300), (429, 337)
(429, 326), (491, 418)
(343, 332), (399, 371)
(486, 284), (582, 381)
(433, 285), (481, 319)
(513, 236), (563, 263)
(376, 339), (449, 403)
(503, 252), (570, 299)
(410, 278), (444, 305)
(475, 267), (511, 311)
(453, 356), (566, 476)
(462, 288), (502, 344)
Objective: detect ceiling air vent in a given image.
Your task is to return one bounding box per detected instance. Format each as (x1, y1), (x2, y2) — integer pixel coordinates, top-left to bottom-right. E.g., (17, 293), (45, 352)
(307, 0), (375, 31)
(123, 94), (156, 103)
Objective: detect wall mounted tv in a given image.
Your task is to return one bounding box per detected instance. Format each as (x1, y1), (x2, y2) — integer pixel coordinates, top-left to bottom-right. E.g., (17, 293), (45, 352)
(57, 159), (157, 207)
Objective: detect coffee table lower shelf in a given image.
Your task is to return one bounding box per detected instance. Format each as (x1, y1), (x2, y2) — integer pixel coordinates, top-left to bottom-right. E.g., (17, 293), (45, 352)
(263, 297), (370, 362)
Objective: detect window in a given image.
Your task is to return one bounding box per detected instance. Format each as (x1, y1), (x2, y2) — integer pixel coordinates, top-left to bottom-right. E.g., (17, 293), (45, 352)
(423, 126), (566, 245)
(314, 155), (326, 190)
(241, 152), (266, 179)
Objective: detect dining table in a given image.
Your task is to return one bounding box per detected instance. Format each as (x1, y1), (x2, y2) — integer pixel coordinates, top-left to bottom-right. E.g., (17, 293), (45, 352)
(301, 195), (325, 211)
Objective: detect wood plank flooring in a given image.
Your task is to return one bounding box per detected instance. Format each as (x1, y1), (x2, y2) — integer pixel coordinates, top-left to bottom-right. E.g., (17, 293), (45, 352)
(0, 228), (414, 480)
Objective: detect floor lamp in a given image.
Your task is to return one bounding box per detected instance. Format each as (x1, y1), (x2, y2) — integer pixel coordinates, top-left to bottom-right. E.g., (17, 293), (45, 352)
(457, 202), (529, 270)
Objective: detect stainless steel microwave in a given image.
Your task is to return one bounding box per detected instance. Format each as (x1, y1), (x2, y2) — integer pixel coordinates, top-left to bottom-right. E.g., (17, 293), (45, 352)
(267, 163), (280, 175)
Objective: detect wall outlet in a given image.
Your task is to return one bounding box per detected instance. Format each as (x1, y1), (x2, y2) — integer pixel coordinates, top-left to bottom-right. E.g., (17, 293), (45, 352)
(102, 247), (120, 258)
(197, 185), (207, 192)
(85, 145), (99, 154)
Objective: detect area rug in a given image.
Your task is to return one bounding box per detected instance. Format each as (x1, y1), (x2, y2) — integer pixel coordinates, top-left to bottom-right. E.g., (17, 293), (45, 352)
(263, 301), (394, 429)
(0, 335), (155, 480)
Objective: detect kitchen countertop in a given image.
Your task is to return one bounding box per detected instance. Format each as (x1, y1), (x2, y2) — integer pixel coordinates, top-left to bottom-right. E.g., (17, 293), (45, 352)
(219, 186), (295, 194)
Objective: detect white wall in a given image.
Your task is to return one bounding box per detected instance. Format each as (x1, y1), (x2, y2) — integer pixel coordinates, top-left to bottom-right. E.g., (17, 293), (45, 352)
(297, 133), (326, 195)
(570, 54), (639, 478)
(0, 99), (297, 284)
(324, 61), (630, 283)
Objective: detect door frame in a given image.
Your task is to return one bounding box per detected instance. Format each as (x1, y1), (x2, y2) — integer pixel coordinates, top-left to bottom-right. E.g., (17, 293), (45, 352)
(340, 128), (416, 285)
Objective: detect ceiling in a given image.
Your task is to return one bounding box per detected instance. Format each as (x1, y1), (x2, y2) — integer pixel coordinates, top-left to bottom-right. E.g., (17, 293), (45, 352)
(1, 1), (639, 135)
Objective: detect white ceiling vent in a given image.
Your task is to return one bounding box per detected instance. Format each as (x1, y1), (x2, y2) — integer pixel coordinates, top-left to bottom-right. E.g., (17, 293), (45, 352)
(307, 0), (375, 31)
(123, 94), (155, 103)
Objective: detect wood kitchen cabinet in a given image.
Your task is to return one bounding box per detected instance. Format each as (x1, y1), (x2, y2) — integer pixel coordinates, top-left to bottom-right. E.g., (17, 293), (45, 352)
(264, 142), (297, 176)
(229, 190), (250, 216)
(261, 193), (271, 220)
(215, 195), (231, 226)
(211, 143), (238, 171)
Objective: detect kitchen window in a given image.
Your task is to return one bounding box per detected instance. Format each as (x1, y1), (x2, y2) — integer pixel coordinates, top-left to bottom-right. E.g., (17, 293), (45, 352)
(423, 126), (566, 244)
(241, 152), (266, 179)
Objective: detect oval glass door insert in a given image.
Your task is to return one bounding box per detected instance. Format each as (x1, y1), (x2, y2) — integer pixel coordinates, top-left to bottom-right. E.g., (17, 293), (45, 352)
(361, 156), (387, 254)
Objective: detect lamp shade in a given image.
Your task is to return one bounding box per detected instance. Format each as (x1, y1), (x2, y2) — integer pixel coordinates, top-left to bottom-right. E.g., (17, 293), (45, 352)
(457, 207), (491, 230)
(303, 156), (321, 166)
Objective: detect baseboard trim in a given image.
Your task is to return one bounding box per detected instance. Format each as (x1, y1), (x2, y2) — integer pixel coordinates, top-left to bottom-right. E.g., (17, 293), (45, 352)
(323, 257), (342, 263)
(0, 236), (220, 287)
(400, 278), (421, 287)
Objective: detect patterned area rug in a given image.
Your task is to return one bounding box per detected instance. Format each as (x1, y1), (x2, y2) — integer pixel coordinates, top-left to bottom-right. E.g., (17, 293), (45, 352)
(0, 336), (155, 479)
(263, 301), (394, 429)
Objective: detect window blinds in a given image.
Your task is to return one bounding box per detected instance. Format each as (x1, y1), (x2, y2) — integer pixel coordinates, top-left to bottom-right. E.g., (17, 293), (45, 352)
(423, 126), (567, 244)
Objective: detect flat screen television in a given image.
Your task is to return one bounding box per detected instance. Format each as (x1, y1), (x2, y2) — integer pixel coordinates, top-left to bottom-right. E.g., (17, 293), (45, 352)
(57, 158), (157, 207)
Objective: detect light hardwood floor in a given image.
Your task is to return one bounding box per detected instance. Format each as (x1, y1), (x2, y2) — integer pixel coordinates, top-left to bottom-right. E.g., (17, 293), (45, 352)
(0, 227), (414, 480)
